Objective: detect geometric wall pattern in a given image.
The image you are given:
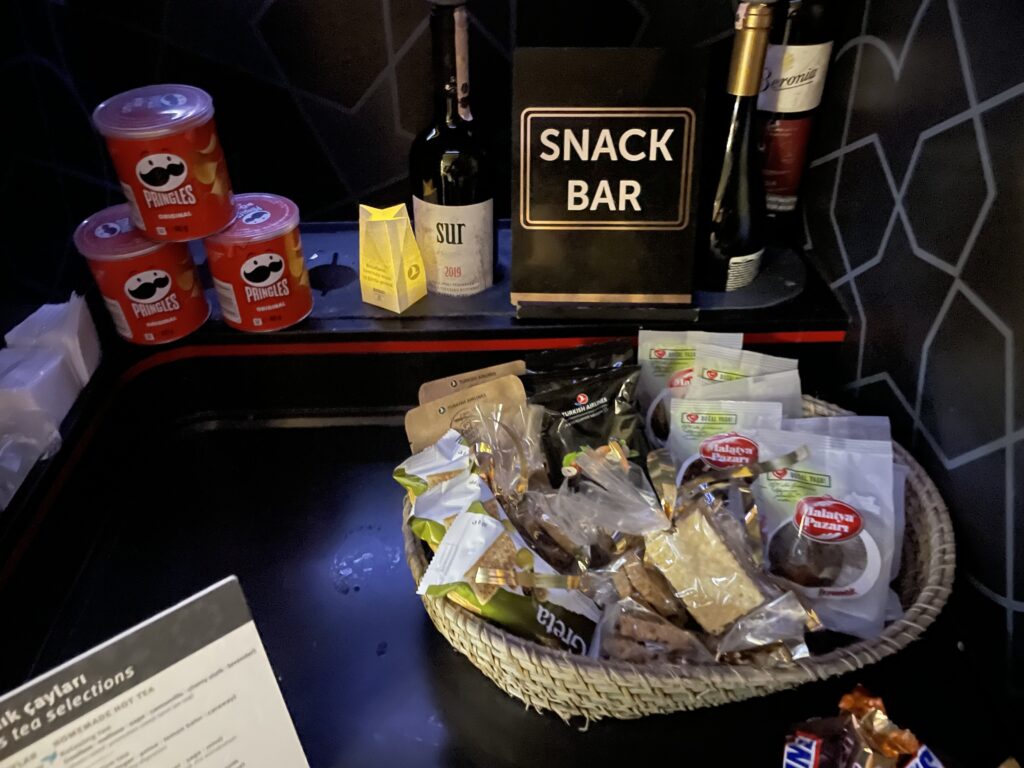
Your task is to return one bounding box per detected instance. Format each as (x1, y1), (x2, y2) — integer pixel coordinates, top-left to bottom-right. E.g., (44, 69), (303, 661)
(804, 0), (1024, 695)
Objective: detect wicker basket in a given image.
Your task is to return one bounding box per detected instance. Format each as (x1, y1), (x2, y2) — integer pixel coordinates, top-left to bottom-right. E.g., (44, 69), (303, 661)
(402, 396), (955, 721)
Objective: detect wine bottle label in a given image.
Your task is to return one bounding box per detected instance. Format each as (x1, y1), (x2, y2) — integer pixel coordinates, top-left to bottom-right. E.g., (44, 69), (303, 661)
(758, 42), (833, 113)
(725, 250), (763, 291)
(413, 197), (493, 296)
(763, 117), (812, 212)
(454, 6), (473, 121)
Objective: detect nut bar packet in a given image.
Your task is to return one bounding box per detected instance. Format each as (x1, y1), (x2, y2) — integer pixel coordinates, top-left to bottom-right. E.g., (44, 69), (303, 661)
(528, 365), (646, 482)
(684, 368), (804, 418)
(592, 597), (713, 665)
(417, 507), (600, 654)
(407, 470), (496, 550)
(645, 496), (771, 634)
(393, 429), (472, 500)
(525, 339), (635, 374)
(751, 429), (895, 639)
(418, 360), (527, 405)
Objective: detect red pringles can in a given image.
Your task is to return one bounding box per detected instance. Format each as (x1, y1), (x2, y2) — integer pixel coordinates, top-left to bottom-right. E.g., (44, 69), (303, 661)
(204, 194), (313, 332)
(74, 204), (210, 344)
(93, 84), (234, 241)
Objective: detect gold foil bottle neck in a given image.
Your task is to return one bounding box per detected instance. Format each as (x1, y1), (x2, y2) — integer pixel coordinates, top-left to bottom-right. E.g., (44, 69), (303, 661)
(728, 3), (773, 97)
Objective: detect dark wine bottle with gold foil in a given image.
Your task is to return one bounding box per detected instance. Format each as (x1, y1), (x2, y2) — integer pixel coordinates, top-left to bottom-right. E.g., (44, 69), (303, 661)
(703, 3), (773, 292)
(410, 0), (495, 297)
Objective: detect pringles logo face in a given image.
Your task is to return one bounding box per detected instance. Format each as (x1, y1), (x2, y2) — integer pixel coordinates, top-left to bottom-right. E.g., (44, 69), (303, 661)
(240, 253), (290, 303)
(698, 432), (758, 468)
(135, 152), (197, 209)
(124, 269), (180, 318)
(794, 496), (863, 542)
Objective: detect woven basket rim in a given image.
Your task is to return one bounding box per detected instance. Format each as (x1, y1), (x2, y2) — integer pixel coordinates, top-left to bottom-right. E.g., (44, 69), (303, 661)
(403, 395), (956, 692)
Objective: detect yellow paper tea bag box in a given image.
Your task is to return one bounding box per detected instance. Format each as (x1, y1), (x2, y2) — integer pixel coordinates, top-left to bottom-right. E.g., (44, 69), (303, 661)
(359, 204), (427, 313)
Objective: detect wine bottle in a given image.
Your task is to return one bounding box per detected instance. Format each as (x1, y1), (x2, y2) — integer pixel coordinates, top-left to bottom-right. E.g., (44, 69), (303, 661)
(704, 2), (773, 292)
(758, 0), (833, 215)
(410, 0), (494, 297)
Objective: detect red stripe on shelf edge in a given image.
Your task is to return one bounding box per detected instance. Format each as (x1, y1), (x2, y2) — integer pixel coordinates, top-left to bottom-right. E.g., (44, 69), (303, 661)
(120, 330), (846, 382)
(743, 330), (846, 344)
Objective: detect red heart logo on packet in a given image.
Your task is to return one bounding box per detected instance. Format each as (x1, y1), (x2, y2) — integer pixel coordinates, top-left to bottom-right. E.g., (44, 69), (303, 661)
(654, 348), (666, 358)
(686, 413), (700, 423)
(707, 370), (718, 379)
(771, 469), (788, 479)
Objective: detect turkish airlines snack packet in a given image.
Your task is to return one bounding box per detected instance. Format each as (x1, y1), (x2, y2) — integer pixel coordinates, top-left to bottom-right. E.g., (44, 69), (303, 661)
(525, 339), (635, 374)
(667, 400), (783, 481)
(752, 429), (895, 639)
(528, 366), (645, 481)
(417, 505), (600, 654)
(404, 375), (526, 452)
(685, 368), (804, 417)
(418, 361), (527, 404)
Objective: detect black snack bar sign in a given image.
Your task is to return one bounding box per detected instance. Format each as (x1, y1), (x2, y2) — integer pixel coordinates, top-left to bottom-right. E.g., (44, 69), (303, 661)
(512, 48), (707, 310)
(521, 108), (694, 230)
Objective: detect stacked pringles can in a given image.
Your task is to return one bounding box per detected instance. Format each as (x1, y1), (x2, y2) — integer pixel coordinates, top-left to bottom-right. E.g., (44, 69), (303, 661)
(74, 84), (313, 344)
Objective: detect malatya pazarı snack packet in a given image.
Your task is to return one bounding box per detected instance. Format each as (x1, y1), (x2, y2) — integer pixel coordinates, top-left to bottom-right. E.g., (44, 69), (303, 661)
(416, 500), (600, 654)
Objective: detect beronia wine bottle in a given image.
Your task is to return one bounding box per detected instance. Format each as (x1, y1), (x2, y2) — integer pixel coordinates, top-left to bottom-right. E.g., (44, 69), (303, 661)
(759, 0), (833, 216)
(704, 2), (773, 292)
(410, 0), (494, 296)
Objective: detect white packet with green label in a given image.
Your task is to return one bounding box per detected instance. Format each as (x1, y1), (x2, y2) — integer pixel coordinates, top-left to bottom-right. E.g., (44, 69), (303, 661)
(667, 399), (783, 479)
(685, 369), (803, 417)
(750, 429), (895, 639)
(691, 343), (798, 384)
(637, 330), (743, 407)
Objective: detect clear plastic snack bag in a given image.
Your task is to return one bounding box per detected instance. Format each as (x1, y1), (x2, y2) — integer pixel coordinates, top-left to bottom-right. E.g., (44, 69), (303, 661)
(591, 597), (713, 665)
(574, 448), (669, 537)
(457, 401), (547, 503)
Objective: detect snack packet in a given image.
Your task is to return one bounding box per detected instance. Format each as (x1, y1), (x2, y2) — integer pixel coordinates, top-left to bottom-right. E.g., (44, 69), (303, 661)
(784, 686), (944, 768)
(393, 429), (472, 500)
(715, 591), (814, 663)
(525, 339), (635, 374)
(459, 402), (548, 501)
(691, 342), (799, 384)
(779, 415), (907, 620)
(752, 430), (895, 639)
(645, 495), (772, 634)
(407, 470), (495, 549)
(528, 365), (646, 481)
(684, 368), (803, 417)
(574, 448), (669, 536)
(637, 330), (743, 405)
(592, 598), (713, 664)
(417, 508), (600, 654)
(418, 361), (527, 404)
(508, 489), (597, 573)
(667, 399), (783, 482)
(404, 374), (527, 452)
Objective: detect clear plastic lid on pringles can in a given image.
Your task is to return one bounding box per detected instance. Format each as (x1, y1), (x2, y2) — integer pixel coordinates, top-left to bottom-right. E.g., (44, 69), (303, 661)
(204, 194), (313, 333)
(93, 85), (234, 242)
(74, 204), (210, 345)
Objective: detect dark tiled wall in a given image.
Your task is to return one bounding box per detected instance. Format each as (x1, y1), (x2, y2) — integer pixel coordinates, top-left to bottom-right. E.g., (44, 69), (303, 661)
(805, 0), (1024, 697)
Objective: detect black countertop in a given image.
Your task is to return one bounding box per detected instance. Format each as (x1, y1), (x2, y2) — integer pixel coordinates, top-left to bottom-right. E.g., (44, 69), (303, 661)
(0, 347), (1018, 768)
